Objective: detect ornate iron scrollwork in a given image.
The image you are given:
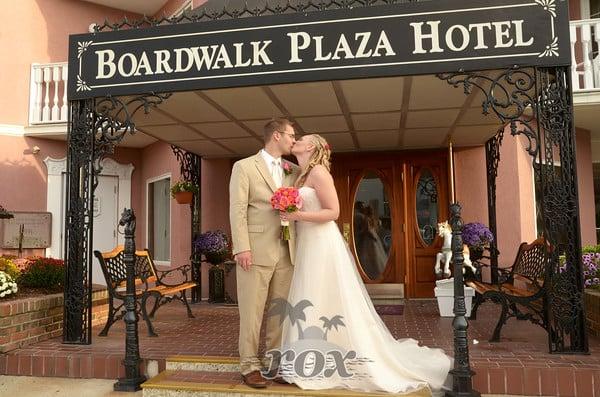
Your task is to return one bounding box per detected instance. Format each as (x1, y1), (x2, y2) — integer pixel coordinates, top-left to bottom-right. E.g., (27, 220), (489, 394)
(63, 93), (170, 344)
(171, 145), (203, 303)
(438, 67), (588, 354)
(92, 0), (407, 31)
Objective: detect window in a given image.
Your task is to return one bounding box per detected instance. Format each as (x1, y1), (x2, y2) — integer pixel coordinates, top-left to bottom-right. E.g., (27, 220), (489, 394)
(147, 176), (171, 262)
(591, 0), (600, 18)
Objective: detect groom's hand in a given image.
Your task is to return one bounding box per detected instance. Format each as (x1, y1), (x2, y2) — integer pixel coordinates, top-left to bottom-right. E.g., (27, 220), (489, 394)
(235, 250), (253, 271)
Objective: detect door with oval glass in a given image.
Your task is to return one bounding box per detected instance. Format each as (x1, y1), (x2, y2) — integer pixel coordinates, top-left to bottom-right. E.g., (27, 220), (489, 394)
(333, 154), (405, 285)
(406, 154), (448, 298)
(333, 151), (448, 298)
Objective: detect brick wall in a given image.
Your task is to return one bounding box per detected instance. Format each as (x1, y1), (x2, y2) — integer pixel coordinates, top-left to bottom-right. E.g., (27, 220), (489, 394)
(585, 289), (600, 337)
(0, 289), (109, 353)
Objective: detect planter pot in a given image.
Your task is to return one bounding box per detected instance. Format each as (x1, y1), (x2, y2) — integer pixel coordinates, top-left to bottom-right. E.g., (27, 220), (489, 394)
(434, 278), (475, 317)
(174, 191), (193, 204)
(584, 288), (600, 337)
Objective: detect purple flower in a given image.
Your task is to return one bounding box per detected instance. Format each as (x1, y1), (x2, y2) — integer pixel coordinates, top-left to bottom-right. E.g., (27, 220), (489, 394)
(462, 222), (494, 248)
(194, 230), (229, 255)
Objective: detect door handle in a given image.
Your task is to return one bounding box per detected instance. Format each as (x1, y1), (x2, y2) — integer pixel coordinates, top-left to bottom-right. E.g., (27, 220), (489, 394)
(343, 223), (350, 243)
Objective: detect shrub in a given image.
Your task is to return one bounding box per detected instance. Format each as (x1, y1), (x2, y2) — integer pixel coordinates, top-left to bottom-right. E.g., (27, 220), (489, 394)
(0, 257), (21, 280)
(19, 257), (64, 290)
(0, 271), (18, 298)
(582, 245), (600, 254)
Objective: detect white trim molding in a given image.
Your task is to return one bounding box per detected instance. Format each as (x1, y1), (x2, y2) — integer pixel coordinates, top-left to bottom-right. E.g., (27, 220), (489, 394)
(0, 124), (25, 136)
(43, 156), (134, 258)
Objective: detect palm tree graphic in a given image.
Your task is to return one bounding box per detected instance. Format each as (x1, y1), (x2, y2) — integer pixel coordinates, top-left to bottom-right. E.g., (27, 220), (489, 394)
(269, 298), (313, 339)
(319, 315), (345, 340)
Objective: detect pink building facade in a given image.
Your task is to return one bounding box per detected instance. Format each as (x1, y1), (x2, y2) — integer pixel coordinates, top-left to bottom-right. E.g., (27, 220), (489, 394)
(0, 0), (599, 302)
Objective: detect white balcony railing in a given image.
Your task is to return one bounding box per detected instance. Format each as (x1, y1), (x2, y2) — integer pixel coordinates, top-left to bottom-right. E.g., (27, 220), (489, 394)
(571, 19), (600, 92)
(29, 62), (68, 125)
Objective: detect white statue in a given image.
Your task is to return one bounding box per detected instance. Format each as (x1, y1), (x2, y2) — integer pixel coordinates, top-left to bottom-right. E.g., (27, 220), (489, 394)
(434, 221), (478, 279)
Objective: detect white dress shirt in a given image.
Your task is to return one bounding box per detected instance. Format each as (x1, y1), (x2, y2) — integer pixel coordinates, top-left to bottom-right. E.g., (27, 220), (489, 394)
(260, 149), (283, 188)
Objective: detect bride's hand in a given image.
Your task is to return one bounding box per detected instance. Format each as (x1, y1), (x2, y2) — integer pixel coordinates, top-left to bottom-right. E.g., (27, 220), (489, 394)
(280, 211), (301, 221)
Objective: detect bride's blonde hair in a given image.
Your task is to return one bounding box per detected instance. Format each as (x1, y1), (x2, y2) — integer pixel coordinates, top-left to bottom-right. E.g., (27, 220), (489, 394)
(295, 134), (331, 187)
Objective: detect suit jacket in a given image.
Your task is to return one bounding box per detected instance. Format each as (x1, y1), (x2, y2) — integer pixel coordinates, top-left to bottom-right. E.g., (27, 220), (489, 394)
(229, 151), (300, 267)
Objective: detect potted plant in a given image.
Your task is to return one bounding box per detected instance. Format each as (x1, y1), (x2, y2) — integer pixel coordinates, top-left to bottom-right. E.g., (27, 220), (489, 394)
(170, 180), (198, 204)
(194, 230), (230, 265)
(461, 222), (494, 262)
(194, 230), (230, 303)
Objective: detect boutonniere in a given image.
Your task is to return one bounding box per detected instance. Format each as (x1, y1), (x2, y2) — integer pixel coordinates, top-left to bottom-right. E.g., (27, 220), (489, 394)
(282, 162), (292, 176)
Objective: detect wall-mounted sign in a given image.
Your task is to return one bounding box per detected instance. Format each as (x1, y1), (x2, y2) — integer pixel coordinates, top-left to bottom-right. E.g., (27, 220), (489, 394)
(68, 0), (570, 100)
(1, 212), (52, 249)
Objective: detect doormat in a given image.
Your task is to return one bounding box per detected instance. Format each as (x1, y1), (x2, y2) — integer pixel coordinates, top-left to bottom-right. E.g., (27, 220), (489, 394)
(374, 305), (404, 316)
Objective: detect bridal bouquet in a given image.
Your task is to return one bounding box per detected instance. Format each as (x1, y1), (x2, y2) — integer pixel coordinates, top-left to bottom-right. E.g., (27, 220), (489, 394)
(271, 187), (303, 241)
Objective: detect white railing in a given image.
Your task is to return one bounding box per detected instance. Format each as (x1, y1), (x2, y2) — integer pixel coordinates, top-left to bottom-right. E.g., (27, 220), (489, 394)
(29, 62), (68, 125)
(570, 19), (600, 92)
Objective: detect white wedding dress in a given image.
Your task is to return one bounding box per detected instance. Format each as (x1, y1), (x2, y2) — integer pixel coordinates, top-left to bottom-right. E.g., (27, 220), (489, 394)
(278, 186), (452, 395)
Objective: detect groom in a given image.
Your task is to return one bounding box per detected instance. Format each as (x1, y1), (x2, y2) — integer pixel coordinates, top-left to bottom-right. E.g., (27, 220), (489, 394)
(229, 118), (299, 388)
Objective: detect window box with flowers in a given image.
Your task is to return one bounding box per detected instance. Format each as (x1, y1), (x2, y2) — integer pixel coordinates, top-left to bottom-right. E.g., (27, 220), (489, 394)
(170, 180), (199, 204)
(580, 248), (600, 336)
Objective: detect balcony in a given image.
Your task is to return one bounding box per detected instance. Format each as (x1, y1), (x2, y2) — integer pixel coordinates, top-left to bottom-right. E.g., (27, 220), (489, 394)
(28, 62), (68, 127)
(570, 19), (600, 93)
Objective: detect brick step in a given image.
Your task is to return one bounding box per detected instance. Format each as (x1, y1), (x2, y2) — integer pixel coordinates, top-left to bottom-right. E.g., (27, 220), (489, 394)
(141, 369), (431, 397)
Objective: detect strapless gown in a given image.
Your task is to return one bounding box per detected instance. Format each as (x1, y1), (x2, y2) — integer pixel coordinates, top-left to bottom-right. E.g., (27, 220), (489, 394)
(278, 186), (452, 395)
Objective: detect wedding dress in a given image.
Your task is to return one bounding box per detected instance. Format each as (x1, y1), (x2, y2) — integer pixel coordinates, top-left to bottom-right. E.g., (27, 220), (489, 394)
(278, 186), (452, 395)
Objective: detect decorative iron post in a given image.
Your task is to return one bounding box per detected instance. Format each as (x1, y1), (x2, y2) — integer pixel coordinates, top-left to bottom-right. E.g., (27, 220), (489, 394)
(484, 131), (503, 284)
(63, 94), (170, 345)
(114, 208), (146, 391)
(447, 203), (479, 397)
(63, 99), (95, 344)
(172, 146), (202, 303)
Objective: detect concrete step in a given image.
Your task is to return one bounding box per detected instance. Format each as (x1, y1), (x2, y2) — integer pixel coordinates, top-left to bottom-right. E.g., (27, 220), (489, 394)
(166, 355), (240, 372)
(141, 369), (432, 397)
(365, 283), (404, 301)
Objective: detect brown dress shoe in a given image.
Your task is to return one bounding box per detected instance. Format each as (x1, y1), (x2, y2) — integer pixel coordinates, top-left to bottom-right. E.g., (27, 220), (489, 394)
(241, 371), (267, 388)
(272, 376), (292, 385)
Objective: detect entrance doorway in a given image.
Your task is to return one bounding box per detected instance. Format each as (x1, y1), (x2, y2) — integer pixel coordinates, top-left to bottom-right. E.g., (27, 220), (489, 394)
(333, 150), (448, 298)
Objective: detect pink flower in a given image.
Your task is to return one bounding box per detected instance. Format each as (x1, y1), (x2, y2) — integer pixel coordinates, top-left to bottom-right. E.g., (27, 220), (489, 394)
(282, 162), (292, 175)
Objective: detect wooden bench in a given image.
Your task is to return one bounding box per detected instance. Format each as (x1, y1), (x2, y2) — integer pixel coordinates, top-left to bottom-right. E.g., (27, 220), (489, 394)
(466, 237), (551, 342)
(94, 245), (196, 337)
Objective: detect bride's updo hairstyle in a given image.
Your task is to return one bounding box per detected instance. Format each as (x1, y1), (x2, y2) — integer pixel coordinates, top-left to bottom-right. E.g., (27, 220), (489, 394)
(296, 134), (332, 187)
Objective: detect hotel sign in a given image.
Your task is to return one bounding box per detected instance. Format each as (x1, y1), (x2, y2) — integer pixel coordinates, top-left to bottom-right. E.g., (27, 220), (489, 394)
(68, 0), (570, 99)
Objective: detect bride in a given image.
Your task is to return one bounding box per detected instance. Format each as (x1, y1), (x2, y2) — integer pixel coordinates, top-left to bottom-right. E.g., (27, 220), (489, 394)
(276, 134), (452, 395)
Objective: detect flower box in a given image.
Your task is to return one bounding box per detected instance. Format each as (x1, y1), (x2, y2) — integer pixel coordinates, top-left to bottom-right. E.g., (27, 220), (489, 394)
(434, 278), (475, 317)
(584, 288), (600, 337)
(0, 287), (109, 352)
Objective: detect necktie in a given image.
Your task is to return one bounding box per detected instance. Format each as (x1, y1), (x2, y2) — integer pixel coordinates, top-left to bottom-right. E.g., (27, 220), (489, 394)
(272, 159), (282, 188)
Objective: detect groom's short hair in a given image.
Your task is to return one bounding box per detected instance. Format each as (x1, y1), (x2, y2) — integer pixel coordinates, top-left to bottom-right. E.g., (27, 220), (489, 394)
(264, 118), (293, 142)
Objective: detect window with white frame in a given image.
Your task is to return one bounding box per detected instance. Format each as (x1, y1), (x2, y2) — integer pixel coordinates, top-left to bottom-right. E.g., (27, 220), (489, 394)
(147, 176), (171, 262)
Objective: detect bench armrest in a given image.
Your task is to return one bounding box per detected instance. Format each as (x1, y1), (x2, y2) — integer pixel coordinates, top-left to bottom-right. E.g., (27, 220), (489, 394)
(156, 264), (192, 285)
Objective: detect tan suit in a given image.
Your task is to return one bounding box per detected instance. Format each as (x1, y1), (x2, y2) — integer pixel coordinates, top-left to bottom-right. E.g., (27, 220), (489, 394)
(229, 151), (300, 375)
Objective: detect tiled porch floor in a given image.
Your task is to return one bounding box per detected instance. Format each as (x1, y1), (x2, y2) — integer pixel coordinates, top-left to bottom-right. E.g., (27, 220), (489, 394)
(1, 300), (599, 396)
